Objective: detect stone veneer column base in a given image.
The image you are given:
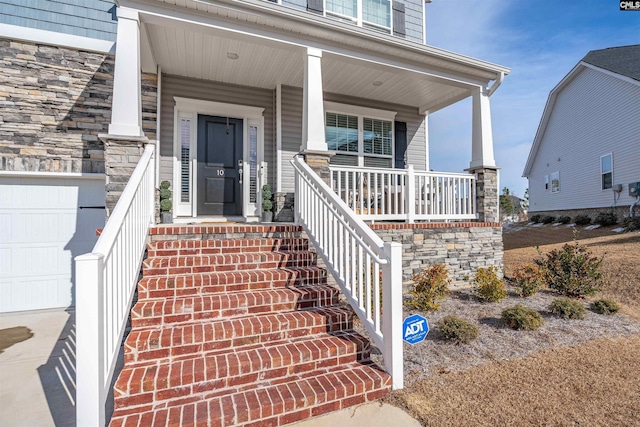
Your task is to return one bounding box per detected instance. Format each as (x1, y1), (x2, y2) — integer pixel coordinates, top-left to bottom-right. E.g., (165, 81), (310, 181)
(301, 150), (334, 185)
(100, 134), (151, 218)
(468, 167), (499, 223)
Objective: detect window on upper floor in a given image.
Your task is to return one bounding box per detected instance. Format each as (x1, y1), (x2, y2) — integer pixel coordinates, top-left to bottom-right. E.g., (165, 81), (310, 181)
(325, 103), (396, 168)
(325, 0), (392, 33)
(601, 153), (613, 190)
(551, 171), (560, 193)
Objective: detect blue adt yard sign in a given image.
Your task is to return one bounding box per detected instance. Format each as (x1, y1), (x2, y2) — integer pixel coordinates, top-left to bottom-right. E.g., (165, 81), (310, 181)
(403, 314), (429, 345)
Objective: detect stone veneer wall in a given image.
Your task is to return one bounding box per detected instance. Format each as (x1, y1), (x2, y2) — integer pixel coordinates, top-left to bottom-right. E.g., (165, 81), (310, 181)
(274, 192), (295, 222)
(0, 39), (157, 174)
(371, 222), (503, 290)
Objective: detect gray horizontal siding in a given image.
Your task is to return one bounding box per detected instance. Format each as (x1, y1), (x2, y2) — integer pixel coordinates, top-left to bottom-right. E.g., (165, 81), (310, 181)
(528, 67), (640, 212)
(159, 74), (275, 190)
(279, 85), (426, 193)
(0, 0), (116, 41)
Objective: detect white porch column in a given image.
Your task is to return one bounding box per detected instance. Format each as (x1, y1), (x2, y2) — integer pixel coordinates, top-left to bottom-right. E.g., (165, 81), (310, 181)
(469, 87), (496, 169)
(301, 47), (326, 152)
(108, 7), (143, 137)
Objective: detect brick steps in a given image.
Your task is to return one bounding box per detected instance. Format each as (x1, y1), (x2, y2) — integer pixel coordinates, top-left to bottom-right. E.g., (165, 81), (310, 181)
(143, 252), (318, 277)
(136, 267), (328, 300)
(148, 238), (310, 257)
(110, 362), (391, 427)
(114, 332), (371, 409)
(123, 307), (354, 364)
(110, 225), (391, 427)
(130, 286), (340, 327)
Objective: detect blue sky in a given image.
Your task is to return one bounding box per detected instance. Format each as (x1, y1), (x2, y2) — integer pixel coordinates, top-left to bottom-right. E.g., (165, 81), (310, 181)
(425, 0), (639, 198)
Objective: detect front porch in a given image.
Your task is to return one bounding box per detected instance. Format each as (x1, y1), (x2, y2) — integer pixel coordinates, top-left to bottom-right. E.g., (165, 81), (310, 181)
(102, 0), (507, 225)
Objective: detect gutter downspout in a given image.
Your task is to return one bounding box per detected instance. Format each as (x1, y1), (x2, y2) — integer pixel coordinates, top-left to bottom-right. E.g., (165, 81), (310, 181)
(486, 71), (504, 97)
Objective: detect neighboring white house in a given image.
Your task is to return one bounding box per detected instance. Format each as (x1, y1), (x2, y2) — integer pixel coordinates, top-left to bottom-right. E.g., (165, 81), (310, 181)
(523, 45), (640, 220)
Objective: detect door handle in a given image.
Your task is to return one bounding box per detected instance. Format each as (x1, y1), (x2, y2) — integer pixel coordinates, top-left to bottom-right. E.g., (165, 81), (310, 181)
(238, 160), (243, 184)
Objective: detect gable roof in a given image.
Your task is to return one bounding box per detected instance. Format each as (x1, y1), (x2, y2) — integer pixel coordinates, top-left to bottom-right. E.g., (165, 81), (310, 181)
(522, 44), (640, 177)
(582, 45), (640, 82)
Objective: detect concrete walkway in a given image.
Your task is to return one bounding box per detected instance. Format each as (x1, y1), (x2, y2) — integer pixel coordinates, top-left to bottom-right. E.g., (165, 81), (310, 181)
(0, 309), (420, 427)
(0, 308), (75, 427)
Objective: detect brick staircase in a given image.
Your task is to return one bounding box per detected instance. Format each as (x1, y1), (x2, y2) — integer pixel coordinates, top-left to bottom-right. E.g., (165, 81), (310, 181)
(109, 224), (391, 427)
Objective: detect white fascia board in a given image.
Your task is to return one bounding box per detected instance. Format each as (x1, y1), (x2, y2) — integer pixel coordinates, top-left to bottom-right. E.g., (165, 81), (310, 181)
(124, 0), (508, 83)
(0, 23), (115, 54)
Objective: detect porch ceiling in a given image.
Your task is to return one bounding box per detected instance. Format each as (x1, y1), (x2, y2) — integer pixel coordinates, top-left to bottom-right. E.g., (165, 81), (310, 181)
(144, 22), (470, 112)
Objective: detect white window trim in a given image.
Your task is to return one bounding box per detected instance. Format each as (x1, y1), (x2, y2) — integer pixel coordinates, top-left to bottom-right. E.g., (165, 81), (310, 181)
(323, 0), (394, 33)
(600, 153), (613, 191)
(544, 174), (549, 191)
(172, 97), (265, 219)
(324, 101), (397, 167)
(551, 171), (560, 194)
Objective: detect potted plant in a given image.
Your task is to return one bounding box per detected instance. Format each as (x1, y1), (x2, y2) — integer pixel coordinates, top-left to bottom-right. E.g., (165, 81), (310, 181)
(159, 180), (172, 224)
(261, 184), (273, 222)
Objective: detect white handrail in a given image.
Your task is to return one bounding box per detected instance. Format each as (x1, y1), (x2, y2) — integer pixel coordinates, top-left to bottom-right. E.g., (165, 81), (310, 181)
(292, 156), (403, 389)
(329, 164), (477, 222)
(75, 144), (156, 426)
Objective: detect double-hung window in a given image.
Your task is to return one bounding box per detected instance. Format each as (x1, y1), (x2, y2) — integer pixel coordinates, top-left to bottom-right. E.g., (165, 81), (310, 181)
(601, 153), (613, 190)
(325, 102), (396, 168)
(551, 171), (560, 193)
(325, 0), (392, 33)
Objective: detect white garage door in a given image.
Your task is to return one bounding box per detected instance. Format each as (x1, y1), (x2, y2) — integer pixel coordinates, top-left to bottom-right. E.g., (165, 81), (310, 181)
(0, 174), (106, 313)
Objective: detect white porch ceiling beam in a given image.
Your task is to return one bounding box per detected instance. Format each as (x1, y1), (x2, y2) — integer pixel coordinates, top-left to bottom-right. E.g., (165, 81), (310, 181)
(108, 7), (143, 137)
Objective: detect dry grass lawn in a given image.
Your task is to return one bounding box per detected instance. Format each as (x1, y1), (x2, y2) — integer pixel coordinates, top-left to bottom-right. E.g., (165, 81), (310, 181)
(386, 224), (640, 426)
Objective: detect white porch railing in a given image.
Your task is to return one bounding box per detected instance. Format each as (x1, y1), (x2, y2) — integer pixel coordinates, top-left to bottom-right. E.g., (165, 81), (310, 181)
(292, 156), (404, 389)
(330, 165), (477, 222)
(75, 144), (156, 426)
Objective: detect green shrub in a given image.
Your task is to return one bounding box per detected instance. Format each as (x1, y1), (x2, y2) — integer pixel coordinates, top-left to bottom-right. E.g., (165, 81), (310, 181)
(501, 305), (544, 330)
(438, 315), (479, 344)
(558, 216), (571, 224)
(530, 214), (541, 223)
(405, 264), (451, 311)
(623, 217), (640, 232)
(549, 298), (586, 319)
(534, 242), (602, 297)
(595, 211), (617, 226)
(541, 215), (556, 224)
(472, 266), (507, 302)
(159, 188), (171, 200)
(262, 184), (273, 213)
(590, 299), (620, 315)
(160, 180), (170, 190)
(160, 198), (172, 213)
(511, 263), (545, 297)
(574, 215), (591, 226)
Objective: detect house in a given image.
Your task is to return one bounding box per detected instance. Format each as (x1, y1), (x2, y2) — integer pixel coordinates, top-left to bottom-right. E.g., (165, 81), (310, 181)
(0, 0), (509, 425)
(523, 45), (640, 222)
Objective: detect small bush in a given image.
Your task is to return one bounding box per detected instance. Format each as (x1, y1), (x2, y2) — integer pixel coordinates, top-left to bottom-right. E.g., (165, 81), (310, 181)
(534, 242), (602, 297)
(541, 215), (556, 224)
(438, 315), (479, 344)
(595, 211), (617, 226)
(558, 215), (571, 224)
(160, 198), (172, 213)
(160, 180), (171, 190)
(574, 214), (591, 226)
(530, 214), (541, 223)
(405, 264), (451, 311)
(501, 305), (544, 330)
(511, 263), (545, 297)
(590, 299), (620, 315)
(159, 188), (171, 200)
(472, 266), (507, 302)
(623, 216), (640, 232)
(549, 298), (586, 319)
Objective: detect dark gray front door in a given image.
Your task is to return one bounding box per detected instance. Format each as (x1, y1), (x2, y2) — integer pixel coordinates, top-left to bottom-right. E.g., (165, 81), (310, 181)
(197, 115), (243, 216)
